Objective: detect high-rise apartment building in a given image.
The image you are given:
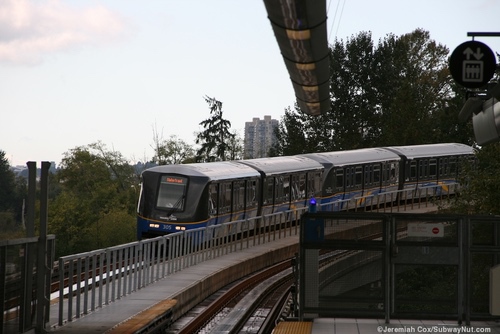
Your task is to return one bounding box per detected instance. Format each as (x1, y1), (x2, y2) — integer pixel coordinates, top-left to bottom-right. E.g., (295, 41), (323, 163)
(244, 116), (279, 159)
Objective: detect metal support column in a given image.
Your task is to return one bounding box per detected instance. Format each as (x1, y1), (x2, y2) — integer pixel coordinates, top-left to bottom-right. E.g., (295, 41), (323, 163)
(36, 161), (51, 332)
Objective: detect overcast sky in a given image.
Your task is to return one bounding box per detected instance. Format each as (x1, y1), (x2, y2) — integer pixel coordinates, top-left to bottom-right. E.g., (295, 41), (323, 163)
(2, 0), (499, 167)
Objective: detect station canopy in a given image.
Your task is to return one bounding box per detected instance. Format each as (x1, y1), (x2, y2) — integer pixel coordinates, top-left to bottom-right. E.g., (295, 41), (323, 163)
(263, 0), (331, 116)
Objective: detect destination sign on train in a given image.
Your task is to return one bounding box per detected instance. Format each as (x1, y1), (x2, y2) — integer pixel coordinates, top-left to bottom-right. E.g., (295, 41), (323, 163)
(162, 176), (186, 184)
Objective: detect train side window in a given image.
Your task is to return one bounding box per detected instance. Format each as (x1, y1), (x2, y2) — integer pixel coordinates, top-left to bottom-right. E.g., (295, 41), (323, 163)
(335, 169), (344, 191)
(429, 158), (437, 178)
(373, 164), (381, 185)
(439, 158), (446, 177)
(346, 167), (352, 189)
(209, 183), (218, 215)
(410, 161), (417, 180)
(449, 157), (457, 176)
(355, 166), (362, 188)
(364, 165), (372, 187)
(419, 159), (430, 180)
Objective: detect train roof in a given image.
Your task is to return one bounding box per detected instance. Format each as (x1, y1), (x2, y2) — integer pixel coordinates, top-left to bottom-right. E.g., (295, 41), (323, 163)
(143, 161), (260, 181)
(383, 143), (474, 159)
(300, 147), (401, 168)
(237, 156), (323, 175)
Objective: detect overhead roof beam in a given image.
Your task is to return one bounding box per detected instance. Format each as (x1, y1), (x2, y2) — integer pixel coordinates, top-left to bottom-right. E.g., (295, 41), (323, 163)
(263, 0), (331, 116)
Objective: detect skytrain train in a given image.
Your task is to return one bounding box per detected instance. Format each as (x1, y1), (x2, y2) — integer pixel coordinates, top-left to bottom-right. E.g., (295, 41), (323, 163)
(136, 143), (475, 240)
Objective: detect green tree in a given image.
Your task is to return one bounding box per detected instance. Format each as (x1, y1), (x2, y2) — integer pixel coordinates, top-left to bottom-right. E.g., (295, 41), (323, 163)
(329, 31), (379, 150)
(373, 29), (453, 145)
(0, 150), (16, 213)
(195, 96), (234, 162)
(271, 106), (311, 156)
(151, 127), (195, 165)
(0, 150), (26, 239)
(49, 142), (138, 257)
(274, 29), (467, 153)
(450, 143), (500, 215)
(225, 130), (244, 160)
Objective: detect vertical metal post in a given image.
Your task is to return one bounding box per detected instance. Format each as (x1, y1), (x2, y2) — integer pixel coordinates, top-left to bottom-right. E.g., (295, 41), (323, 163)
(26, 162), (36, 238)
(0, 245), (6, 331)
(385, 216), (392, 324)
(457, 217), (465, 325)
(21, 162), (36, 331)
(36, 161), (50, 331)
(463, 217), (471, 326)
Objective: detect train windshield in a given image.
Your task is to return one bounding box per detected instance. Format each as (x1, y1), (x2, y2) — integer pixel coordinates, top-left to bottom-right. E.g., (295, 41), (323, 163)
(156, 175), (188, 211)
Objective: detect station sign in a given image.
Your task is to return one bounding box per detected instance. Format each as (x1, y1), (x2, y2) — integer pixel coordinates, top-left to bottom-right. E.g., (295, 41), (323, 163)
(449, 40), (496, 89)
(407, 223), (444, 237)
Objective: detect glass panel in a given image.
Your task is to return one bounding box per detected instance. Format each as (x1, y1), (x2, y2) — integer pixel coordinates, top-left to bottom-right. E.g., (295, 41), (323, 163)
(429, 158), (437, 177)
(156, 175), (187, 210)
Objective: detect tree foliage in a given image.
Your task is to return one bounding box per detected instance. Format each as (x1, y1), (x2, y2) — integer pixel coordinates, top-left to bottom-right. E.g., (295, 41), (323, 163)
(225, 130), (244, 160)
(449, 143), (500, 215)
(195, 96), (235, 162)
(0, 150), (26, 239)
(274, 29), (473, 153)
(151, 125), (195, 165)
(49, 142), (138, 257)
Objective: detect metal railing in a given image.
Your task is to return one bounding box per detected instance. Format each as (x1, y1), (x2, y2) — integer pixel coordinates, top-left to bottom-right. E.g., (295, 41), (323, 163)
(56, 208), (306, 326)
(0, 235), (55, 334)
(299, 210), (500, 324)
(54, 184), (455, 326)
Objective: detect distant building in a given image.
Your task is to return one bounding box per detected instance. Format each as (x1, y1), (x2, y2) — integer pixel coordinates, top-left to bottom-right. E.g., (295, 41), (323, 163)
(244, 116), (279, 159)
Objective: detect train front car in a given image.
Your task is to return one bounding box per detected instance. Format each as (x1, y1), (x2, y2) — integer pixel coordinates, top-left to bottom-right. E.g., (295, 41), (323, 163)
(383, 143), (475, 201)
(136, 162), (260, 240)
(301, 148), (401, 211)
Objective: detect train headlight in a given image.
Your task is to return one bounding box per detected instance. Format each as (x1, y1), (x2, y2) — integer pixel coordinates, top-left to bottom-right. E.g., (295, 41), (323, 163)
(149, 223), (160, 228)
(175, 226), (186, 231)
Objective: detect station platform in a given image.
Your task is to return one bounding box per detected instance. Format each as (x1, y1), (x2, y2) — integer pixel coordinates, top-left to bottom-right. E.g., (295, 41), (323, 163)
(274, 318), (500, 333)
(48, 234), (300, 333)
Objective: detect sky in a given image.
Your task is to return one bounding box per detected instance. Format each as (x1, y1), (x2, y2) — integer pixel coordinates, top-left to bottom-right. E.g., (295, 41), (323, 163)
(1, 0), (500, 167)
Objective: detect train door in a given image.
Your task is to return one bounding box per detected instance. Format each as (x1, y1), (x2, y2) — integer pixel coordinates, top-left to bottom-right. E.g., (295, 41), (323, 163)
(208, 183), (219, 226)
(218, 182), (232, 224)
(273, 174), (291, 212)
(333, 168), (345, 210)
(306, 171), (322, 202)
(344, 165), (362, 208)
(261, 176), (274, 216)
(245, 178), (259, 219)
(291, 173), (307, 208)
(232, 180), (247, 221)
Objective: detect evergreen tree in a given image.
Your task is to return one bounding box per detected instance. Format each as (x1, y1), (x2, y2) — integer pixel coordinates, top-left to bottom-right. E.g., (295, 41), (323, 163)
(0, 150), (16, 213)
(195, 96), (234, 162)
